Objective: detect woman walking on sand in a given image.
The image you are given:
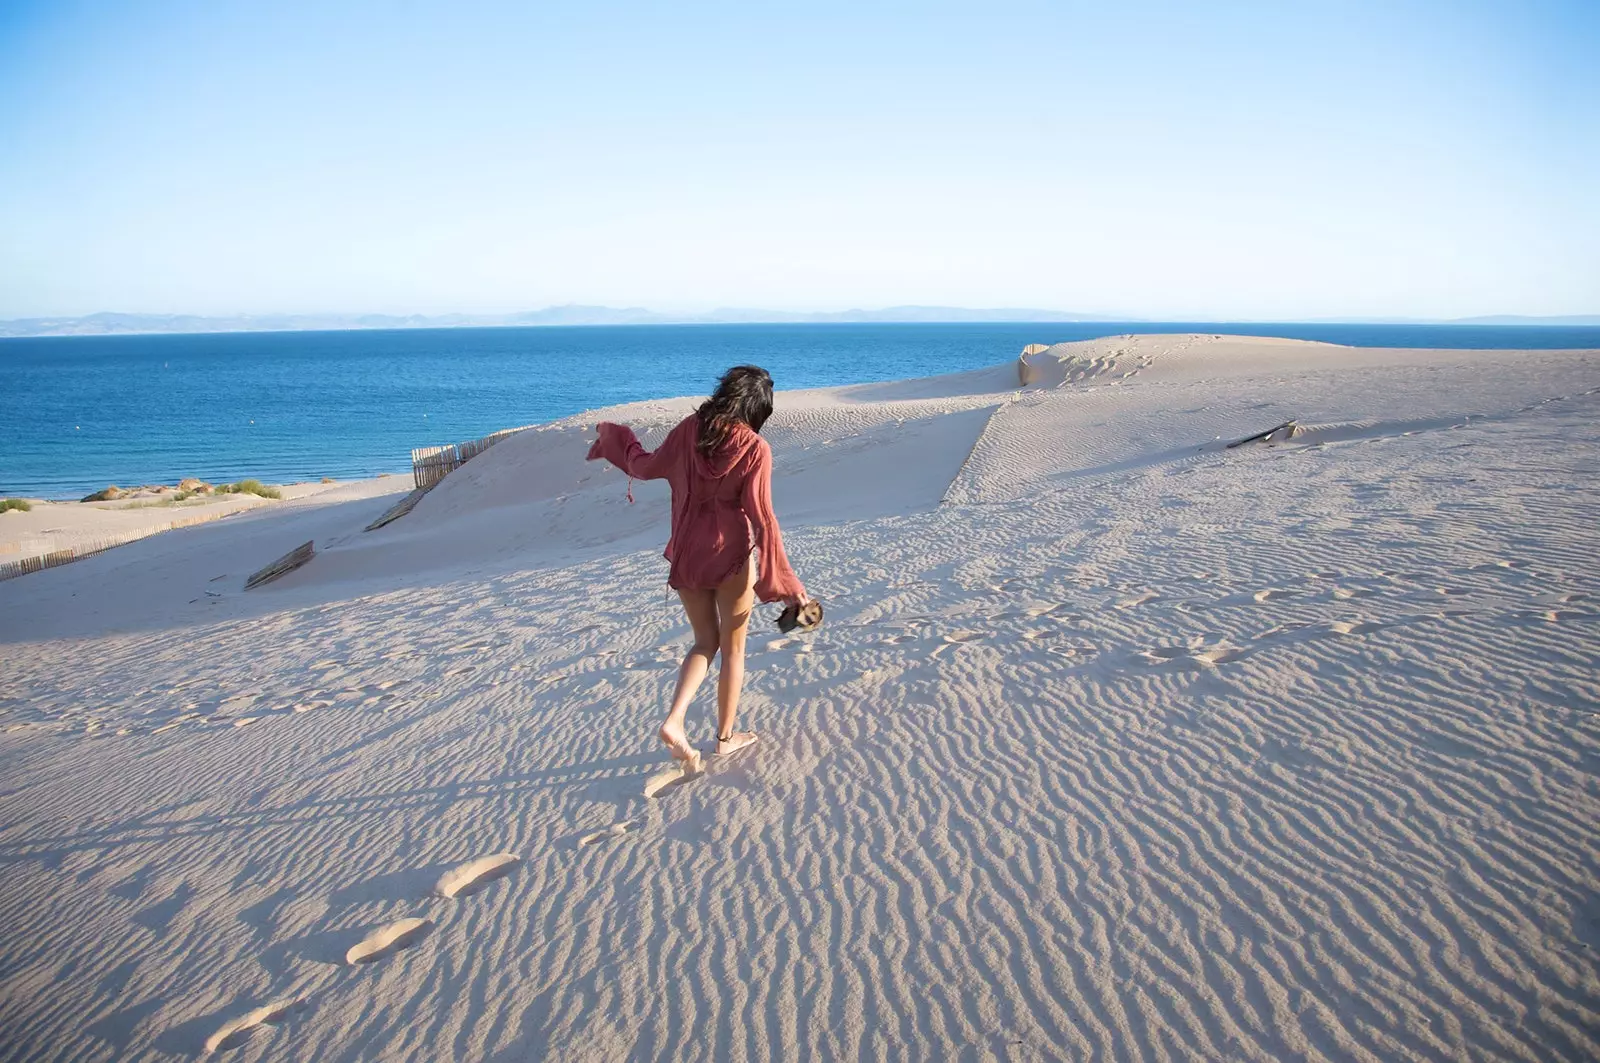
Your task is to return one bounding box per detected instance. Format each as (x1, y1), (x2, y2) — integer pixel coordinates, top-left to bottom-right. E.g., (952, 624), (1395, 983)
(587, 365), (808, 774)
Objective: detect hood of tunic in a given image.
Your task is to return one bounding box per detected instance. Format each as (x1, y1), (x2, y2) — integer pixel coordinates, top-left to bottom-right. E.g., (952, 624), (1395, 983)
(688, 418), (762, 482)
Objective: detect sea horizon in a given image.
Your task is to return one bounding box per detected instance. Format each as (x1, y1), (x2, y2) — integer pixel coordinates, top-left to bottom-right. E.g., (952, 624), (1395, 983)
(5, 309), (1600, 340)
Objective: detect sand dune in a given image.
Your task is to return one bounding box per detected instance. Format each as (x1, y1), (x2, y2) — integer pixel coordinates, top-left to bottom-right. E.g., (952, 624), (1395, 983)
(0, 335), (1596, 1061)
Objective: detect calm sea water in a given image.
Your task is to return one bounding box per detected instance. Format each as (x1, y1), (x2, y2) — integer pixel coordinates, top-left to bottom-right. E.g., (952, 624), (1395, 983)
(3, 321), (1597, 499)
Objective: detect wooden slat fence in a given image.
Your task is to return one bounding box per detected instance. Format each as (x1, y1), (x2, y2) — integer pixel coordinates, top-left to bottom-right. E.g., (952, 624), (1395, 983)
(0, 506), (261, 583)
(411, 424), (535, 489)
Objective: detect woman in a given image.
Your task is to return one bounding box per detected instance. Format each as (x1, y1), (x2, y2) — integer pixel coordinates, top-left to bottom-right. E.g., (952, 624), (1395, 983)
(587, 365), (807, 774)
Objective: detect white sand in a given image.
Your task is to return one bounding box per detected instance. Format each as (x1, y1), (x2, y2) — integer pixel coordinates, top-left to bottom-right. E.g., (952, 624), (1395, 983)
(0, 334), (1597, 1061)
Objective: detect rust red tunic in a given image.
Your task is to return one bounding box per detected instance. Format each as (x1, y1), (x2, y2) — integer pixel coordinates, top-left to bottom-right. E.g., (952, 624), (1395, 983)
(587, 416), (806, 604)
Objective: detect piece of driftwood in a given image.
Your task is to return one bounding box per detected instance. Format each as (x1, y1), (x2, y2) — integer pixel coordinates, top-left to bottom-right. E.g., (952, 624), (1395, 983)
(1227, 420), (1298, 448)
(245, 540), (314, 589)
(364, 487), (432, 532)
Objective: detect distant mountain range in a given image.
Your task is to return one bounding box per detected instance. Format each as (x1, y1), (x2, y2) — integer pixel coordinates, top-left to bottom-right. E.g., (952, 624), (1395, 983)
(1, 306), (1596, 338)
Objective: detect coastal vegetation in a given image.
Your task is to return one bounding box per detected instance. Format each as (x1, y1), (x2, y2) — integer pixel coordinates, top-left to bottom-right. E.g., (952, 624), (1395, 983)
(0, 498), (31, 513)
(216, 479), (282, 499)
(79, 479), (283, 505)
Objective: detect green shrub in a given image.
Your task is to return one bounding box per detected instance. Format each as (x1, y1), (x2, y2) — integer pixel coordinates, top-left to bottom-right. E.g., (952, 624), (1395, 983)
(0, 498), (31, 513)
(217, 479), (281, 499)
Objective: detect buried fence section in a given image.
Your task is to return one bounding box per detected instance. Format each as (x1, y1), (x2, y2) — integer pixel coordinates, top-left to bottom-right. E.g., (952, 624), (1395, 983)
(1, 535), (136, 582)
(0, 504), (267, 583)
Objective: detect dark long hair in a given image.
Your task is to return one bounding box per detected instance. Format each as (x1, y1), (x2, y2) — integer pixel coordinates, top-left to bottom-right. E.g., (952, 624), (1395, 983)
(696, 365), (774, 457)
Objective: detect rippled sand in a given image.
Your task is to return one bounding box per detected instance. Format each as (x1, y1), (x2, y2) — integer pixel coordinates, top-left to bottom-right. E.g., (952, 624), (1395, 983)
(1, 335), (1596, 1061)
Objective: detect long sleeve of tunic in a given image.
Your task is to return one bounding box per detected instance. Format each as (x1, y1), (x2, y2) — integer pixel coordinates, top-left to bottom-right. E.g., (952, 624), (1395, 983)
(738, 440), (805, 603)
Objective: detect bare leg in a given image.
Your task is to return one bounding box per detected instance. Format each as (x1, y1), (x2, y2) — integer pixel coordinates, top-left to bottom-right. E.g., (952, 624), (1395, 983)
(660, 587), (719, 768)
(714, 558), (759, 755)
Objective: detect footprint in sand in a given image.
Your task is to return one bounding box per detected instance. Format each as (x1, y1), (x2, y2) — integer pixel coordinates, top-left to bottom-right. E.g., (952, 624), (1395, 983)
(1252, 588), (1297, 603)
(579, 821), (637, 846)
(1522, 608), (1588, 623)
(433, 854), (520, 899)
(1191, 645), (1246, 665)
(345, 917), (433, 965)
(1137, 643), (1245, 667)
(644, 762), (701, 799)
(203, 998), (304, 1053)
(1327, 620), (1385, 636)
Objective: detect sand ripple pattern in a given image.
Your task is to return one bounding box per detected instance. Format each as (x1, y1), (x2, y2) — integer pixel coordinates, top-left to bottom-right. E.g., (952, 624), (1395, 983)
(0, 340), (1596, 1060)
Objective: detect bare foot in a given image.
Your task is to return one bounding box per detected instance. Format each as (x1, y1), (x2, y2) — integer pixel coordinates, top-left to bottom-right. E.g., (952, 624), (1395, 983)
(714, 731), (758, 757)
(659, 721), (702, 773)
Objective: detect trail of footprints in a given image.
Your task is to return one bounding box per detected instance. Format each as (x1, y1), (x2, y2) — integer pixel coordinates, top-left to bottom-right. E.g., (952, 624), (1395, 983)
(1127, 561), (1596, 667)
(201, 812), (655, 1051)
(198, 851), (522, 1053)
(755, 556), (1594, 678)
(68, 638), (498, 741)
(133, 546), (1600, 1050)
(26, 550), (1593, 746)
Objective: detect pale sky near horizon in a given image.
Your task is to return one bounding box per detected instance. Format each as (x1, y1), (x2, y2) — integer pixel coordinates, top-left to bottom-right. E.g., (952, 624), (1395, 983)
(1, 0), (1595, 320)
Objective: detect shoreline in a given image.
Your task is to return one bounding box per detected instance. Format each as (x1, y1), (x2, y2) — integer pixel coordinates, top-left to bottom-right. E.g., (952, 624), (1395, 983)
(7, 325), (1600, 504)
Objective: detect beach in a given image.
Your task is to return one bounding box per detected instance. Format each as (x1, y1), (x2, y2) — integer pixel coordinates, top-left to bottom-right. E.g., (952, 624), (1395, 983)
(1, 334), (1597, 1060)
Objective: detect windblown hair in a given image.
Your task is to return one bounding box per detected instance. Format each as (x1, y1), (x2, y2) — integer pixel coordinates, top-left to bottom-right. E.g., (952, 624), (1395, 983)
(696, 365), (774, 457)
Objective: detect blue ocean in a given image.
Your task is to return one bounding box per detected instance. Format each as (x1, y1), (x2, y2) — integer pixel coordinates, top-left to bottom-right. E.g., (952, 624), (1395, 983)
(3, 321), (1597, 499)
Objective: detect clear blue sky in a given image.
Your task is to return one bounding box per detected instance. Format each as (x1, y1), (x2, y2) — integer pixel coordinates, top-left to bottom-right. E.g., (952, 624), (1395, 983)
(1, 0), (1595, 320)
